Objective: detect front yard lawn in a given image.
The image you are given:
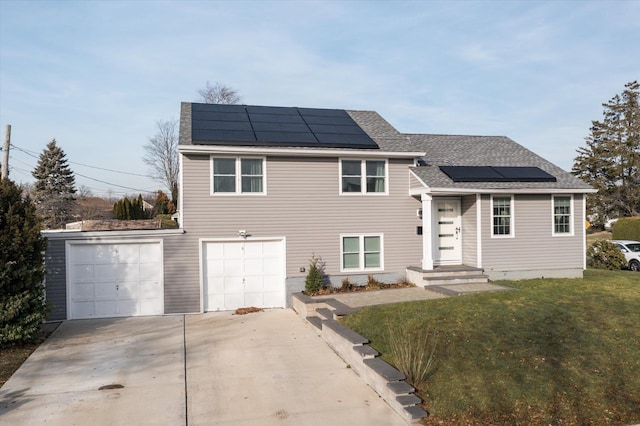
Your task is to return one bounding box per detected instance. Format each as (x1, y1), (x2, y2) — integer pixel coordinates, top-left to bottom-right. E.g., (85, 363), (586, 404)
(342, 269), (640, 425)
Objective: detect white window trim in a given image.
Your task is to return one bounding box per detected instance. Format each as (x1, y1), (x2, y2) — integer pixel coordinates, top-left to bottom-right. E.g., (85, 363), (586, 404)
(551, 194), (574, 237)
(340, 233), (384, 272)
(490, 195), (515, 239)
(210, 155), (267, 196)
(339, 158), (389, 195)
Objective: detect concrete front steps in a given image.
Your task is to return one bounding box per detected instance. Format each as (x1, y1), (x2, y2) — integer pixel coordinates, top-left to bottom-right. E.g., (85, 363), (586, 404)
(292, 292), (429, 424)
(407, 265), (489, 287)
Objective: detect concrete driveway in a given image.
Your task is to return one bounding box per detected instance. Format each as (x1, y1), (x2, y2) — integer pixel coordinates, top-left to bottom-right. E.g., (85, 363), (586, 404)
(0, 310), (406, 425)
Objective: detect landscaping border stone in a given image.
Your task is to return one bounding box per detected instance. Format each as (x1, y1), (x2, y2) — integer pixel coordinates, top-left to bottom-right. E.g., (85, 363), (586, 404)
(291, 292), (429, 424)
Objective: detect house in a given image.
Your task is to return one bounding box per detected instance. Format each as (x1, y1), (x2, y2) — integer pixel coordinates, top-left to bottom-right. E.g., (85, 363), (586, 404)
(42, 102), (594, 321)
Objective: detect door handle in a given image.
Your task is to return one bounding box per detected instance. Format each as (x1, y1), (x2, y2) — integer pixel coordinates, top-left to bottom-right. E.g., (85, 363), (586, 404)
(455, 227), (461, 239)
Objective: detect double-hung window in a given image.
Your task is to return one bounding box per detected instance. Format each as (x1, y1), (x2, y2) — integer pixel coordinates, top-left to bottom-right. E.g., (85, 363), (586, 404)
(340, 159), (387, 194)
(341, 234), (383, 271)
(212, 157), (265, 195)
(491, 195), (513, 237)
(552, 195), (573, 235)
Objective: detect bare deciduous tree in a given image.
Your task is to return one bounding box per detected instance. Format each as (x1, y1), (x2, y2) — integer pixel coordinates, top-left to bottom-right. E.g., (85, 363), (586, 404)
(143, 119), (179, 203)
(197, 81), (241, 104)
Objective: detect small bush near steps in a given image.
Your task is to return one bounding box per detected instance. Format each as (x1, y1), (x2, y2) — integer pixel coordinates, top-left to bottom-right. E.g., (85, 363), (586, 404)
(304, 255), (326, 294)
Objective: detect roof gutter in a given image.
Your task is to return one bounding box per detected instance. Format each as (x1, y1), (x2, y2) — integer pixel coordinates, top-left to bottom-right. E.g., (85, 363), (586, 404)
(179, 144), (424, 159)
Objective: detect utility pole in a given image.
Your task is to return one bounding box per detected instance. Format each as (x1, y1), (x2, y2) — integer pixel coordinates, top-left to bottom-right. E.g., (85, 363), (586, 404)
(1, 124), (10, 180)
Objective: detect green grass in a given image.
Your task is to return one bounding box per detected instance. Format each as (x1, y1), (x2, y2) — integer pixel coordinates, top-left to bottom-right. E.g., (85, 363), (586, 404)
(341, 269), (640, 425)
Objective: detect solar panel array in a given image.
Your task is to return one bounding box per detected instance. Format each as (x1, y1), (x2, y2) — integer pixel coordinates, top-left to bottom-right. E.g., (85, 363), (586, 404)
(191, 104), (379, 149)
(439, 166), (557, 182)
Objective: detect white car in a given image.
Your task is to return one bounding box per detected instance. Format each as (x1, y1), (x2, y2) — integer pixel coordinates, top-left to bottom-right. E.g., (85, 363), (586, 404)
(611, 240), (640, 272)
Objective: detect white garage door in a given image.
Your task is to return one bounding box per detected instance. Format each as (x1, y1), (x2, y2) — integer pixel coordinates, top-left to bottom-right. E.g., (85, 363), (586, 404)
(68, 242), (163, 319)
(203, 239), (285, 311)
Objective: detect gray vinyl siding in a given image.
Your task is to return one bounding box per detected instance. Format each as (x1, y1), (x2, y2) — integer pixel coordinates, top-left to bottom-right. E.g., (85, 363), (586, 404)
(42, 231), (196, 320)
(481, 193), (584, 275)
(182, 154), (422, 279)
(44, 238), (67, 321)
(460, 195), (478, 267)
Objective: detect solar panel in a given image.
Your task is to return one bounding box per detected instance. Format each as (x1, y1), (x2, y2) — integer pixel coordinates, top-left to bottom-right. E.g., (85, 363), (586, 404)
(192, 111), (249, 122)
(308, 124), (366, 135)
(302, 115), (356, 126)
(246, 106), (298, 115)
(248, 113), (305, 124)
(493, 167), (556, 182)
(193, 120), (253, 131)
(255, 131), (318, 144)
(189, 103), (379, 149)
(298, 108), (349, 117)
(440, 166), (503, 181)
(252, 122), (310, 133)
(192, 129), (256, 143)
(439, 166), (556, 182)
(192, 103), (246, 113)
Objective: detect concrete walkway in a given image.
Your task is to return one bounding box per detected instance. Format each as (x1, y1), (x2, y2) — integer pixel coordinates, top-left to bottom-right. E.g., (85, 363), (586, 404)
(312, 283), (512, 308)
(0, 310), (406, 426)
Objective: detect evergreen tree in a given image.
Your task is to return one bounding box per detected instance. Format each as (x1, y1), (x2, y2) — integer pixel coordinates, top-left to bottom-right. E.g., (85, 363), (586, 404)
(573, 81), (640, 226)
(153, 190), (176, 215)
(32, 139), (77, 229)
(112, 195), (147, 220)
(0, 179), (48, 347)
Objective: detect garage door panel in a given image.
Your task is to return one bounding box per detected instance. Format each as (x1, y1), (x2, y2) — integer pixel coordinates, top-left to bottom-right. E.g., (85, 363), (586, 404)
(95, 282), (117, 299)
(72, 245), (95, 264)
(224, 293), (245, 310)
(94, 264), (117, 282)
(72, 301), (95, 317)
(118, 263), (140, 281)
(94, 300), (117, 316)
(139, 244), (161, 262)
(244, 275), (263, 292)
(223, 259), (244, 276)
(139, 263), (162, 280)
(203, 240), (284, 311)
(116, 299), (138, 316)
(72, 282), (94, 299)
(119, 281), (140, 299)
(243, 242), (263, 258)
(224, 243), (244, 258)
(244, 292), (263, 307)
(72, 264), (95, 283)
(263, 291), (283, 307)
(224, 276), (244, 293)
(117, 244), (139, 263)
(94, 245), (117, 264)
(244, 258), (263, 274)
(206, 276), (225, 295)
(140, 280), (162, 298)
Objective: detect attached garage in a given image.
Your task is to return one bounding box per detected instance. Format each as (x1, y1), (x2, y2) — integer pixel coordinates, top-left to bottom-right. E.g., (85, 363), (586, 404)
(201, 238), (286, 311)
(67, 240), (164, 319)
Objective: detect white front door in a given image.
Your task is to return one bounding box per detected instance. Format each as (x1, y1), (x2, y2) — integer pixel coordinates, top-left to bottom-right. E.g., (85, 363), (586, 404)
(433, 199), (462, 265)
(202, 239), (285, 311)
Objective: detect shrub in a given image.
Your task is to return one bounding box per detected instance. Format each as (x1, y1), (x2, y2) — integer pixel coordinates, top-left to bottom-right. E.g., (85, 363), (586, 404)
(304, 255), (325, 294)
(366, 274), (384, 289)
(386, 321), (438, 387)
(1, 179), (49, 347)
(155, 214), (178, 229)
(587, 240), (627, 270)
(341, 277), (354, 291)
(612, 216), (640, 241)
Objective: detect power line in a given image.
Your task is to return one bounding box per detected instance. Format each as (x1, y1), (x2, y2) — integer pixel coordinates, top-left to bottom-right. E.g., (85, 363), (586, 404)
(10, 144), (154, 178)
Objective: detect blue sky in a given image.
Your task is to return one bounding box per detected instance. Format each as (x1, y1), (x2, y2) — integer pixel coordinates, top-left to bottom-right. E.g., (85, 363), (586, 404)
(1, 0), (638, 197)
